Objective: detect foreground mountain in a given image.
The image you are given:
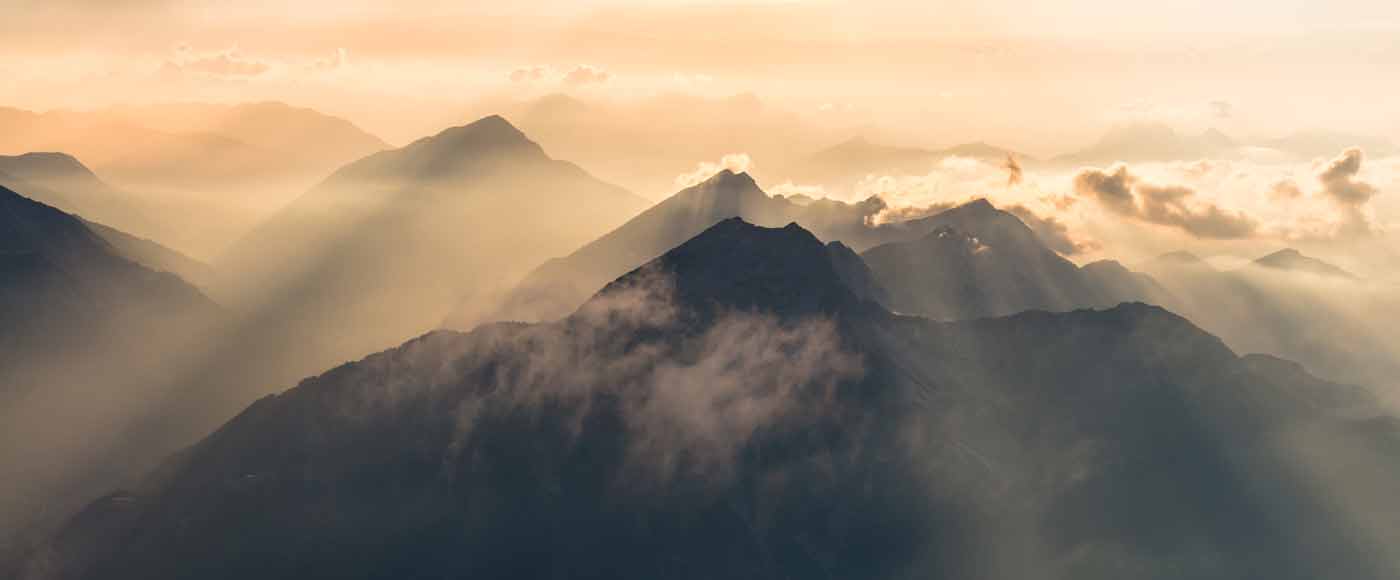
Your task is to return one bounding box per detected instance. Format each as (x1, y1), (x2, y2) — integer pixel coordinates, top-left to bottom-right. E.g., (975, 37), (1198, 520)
(214, 115), (649, 383)
(28, 218), (1400, 580)
(0, 185), (222, 556)
(860, 199), (1168, 319)
(486, 170), (967, 324)
(1251, 248), (1358, 280)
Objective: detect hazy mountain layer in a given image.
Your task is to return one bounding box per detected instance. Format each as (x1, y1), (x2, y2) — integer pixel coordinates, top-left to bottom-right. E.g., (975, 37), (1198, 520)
(214, 115), (650, 387)
(28, 218), (1399, 580)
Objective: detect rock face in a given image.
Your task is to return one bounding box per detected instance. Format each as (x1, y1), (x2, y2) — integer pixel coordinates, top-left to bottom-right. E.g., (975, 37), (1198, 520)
(29, 219), (1400, 580)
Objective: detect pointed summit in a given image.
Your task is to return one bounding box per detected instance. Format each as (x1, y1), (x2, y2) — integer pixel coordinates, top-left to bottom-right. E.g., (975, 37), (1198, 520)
(593, 218), (859, 319)
(333, 114), (545, 183)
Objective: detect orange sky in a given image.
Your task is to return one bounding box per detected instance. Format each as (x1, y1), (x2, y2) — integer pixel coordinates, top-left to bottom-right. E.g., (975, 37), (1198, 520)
(5, 0), (1400, 152)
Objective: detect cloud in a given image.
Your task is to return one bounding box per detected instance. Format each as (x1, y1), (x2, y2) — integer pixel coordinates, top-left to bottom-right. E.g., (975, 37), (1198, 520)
(1005, 204), (1100, 255)
(309, 48), (349, 72)
(563, 64), (611, 86)
(508, 65), (550, 83)
(1004, 154), (1023, 186)
(160, 46), (270, 78)
(1074, 164), (1258, 239)
(673, 153), (752, 188)
(445, 268), (863, 484)
(1269, 179), (1304, 200)
(1208, 100), (1233, 119)
(1315, 148), (1382, 237)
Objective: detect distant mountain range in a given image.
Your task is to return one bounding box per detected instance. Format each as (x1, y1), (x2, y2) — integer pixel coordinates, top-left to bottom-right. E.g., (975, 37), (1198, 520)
(0, 102), (391, 256)
(29, 217), (1399, 580)
(486, 174), (1157, 325)
(1251, 248), (1358, 280)
(0, 102), (388, 189)
(1049, 122), (1396, 167)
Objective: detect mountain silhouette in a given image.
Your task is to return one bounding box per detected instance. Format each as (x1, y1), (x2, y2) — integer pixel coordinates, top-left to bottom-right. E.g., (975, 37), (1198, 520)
(28, 218), (1399, 580)
(1251, 248), (1358, 280)
(213, 114), (649, 386)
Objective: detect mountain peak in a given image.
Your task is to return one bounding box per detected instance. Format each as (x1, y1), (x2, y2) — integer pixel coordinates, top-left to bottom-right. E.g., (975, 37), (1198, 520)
(591, 217), (858, 319)
(332, 114), (546, 182)
(1253, 248), (1357, 279)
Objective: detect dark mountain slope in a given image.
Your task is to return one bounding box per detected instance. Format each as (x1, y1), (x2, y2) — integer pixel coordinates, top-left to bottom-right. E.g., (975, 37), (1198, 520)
(31, 219), (1400, 580)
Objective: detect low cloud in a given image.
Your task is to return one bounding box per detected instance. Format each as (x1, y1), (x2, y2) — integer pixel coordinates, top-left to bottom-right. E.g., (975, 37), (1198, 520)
(508, 65), (550, 83)
(444, 268), (863, 484)
(1074, 164), (1258, 239)
(160, 46), (270, 78)
(1317, 147), (1381, 237)
(563, 64), (611, 86)
(674, 153), (752, 188)
(1005, 204), (1100, 255)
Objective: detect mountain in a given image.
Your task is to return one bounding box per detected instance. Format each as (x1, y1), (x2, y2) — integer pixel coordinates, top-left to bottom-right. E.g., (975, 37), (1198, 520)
(482, 169), (946, 324)
(0, 102), (391, 256)
(77, 219), (215, 288)
(0, 102), (388, 188)
(0, 185), (222, 554)
(1051, 123), (1239, 166)
(859, 199), (1168, 319)
(27, 219), (1400, 580)
(213, 115), (650, 384)
(1251, 248), (1358, 280)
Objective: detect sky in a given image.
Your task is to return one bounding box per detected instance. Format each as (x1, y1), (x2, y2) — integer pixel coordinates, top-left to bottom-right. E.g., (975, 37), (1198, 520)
(3, 0), (1399, 277)
(5, 0), (1400, 152)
